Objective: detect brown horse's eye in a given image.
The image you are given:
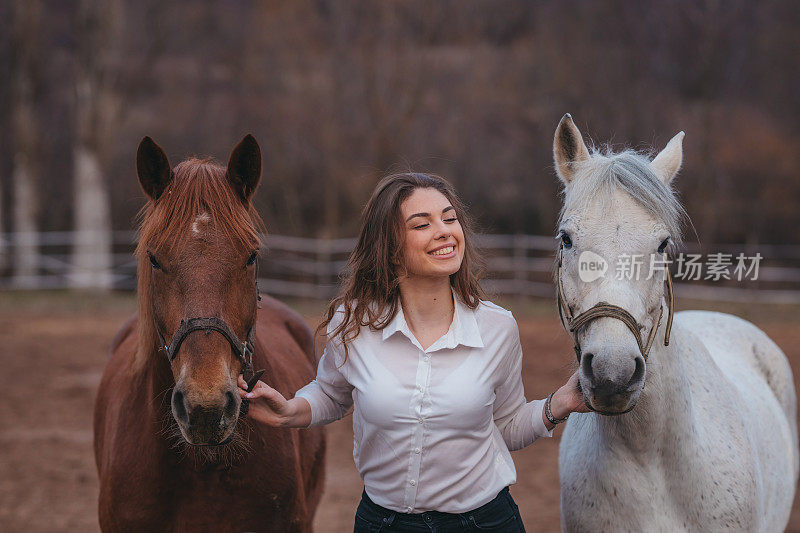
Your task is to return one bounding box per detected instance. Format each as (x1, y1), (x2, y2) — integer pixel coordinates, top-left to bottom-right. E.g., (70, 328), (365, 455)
(246, 252), (258, 266)
(148, 252), (162, 270)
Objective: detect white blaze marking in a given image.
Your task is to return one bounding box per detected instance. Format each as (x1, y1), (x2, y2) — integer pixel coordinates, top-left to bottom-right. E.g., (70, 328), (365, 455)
(192, 212), (211, 236)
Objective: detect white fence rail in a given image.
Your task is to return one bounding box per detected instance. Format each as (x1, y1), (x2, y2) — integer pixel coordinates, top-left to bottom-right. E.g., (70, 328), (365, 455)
(2, 231), (800, 303)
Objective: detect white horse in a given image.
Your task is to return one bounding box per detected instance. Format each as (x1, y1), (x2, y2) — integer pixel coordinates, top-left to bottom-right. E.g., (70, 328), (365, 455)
(552, 114), (799, 532)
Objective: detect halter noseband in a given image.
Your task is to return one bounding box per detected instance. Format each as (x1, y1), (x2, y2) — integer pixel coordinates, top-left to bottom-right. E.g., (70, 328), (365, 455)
(555, 244), (674, 416)
(154, 316), (256, 372)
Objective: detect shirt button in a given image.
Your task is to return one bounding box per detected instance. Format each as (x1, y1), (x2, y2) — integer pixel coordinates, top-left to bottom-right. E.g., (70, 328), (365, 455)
(410, 479), (416, 486)
(418, 417), (424, 424)
(406, 506), (413, 512)
(423, 356), (430, 362)
(414, 448), (421, 454)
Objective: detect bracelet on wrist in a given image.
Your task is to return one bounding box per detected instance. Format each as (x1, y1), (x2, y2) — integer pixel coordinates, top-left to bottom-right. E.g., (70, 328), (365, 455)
(545, 391), (570, 425)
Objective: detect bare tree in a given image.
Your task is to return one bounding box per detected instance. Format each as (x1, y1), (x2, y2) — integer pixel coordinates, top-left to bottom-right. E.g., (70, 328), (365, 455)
(0, 176), (5, 273)
(70, 0), (121, 289)
(10, 0), (42, 287)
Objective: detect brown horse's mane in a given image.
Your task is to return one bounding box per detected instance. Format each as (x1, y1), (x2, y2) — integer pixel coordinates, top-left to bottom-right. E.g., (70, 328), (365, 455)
(132, 157), (264, 373)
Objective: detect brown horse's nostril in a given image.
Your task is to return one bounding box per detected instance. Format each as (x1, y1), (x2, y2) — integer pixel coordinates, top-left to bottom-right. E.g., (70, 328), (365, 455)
(224, 390), (238, 418)
(172, 390), (188, 424)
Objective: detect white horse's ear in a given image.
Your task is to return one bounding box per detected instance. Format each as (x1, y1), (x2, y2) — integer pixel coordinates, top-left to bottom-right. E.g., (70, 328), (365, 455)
(554, 113), (590, 184)
(651, 131), (685, 184)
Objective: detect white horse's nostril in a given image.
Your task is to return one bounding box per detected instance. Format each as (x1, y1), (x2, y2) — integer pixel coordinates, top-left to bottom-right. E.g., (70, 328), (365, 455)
(581, 352), (595, 383)
(626, 357), (646, 390)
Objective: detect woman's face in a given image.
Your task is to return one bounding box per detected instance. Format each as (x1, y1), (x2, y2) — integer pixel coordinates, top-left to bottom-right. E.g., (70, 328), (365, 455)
(399, 187), (465, 279)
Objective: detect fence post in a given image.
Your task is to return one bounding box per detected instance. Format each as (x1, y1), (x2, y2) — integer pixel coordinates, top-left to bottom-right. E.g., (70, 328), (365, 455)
(317, 238), (332, 300)
(514, 234), (525, 301)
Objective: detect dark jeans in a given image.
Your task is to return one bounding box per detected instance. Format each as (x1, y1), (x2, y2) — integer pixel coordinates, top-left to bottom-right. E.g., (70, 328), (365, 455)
(353, 487), (526, 532)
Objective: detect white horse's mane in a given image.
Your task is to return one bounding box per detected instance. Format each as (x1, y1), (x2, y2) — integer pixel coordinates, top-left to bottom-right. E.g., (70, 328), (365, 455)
(557, 148), (688, 249)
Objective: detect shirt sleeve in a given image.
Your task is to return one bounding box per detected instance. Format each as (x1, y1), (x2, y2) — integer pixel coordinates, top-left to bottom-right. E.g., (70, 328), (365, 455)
(492, 322), (553, 450)
(294, 325), (354, 428)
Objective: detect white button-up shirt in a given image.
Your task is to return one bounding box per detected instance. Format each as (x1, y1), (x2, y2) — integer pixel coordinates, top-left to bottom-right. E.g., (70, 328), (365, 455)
(295, 295), (553, 514)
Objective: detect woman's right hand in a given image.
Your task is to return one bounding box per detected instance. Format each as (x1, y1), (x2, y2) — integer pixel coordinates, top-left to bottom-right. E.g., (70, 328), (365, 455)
(237, 376), (293, 427)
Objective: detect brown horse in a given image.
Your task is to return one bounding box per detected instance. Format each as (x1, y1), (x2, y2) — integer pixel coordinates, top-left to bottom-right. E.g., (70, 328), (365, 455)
(93, 135), (326, 532)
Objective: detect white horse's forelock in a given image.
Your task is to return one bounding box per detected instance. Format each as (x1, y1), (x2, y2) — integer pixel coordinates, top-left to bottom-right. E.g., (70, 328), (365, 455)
(558, 148), (687, 248)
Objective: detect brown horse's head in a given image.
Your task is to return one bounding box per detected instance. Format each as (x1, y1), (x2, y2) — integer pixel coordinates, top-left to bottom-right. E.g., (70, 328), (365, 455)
(135, 135), (264, 446)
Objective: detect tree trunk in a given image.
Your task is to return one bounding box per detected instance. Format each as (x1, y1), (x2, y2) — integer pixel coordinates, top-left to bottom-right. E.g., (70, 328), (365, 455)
(12, 150), (39, 287)
(11, 0), (42, 288)
(71, 146), (113, 288)
(0, 176), (6, 273)
(70, 0), (120, 289)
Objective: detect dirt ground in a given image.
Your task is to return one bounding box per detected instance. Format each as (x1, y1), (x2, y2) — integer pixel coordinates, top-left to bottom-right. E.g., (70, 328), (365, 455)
(1, 292), (800, 532)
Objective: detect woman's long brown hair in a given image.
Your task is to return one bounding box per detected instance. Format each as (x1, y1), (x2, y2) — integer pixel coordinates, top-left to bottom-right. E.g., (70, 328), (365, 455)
(317, 172), (485, 358)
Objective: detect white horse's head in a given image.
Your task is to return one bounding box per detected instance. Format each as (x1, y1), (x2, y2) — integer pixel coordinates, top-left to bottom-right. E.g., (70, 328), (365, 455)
(553, 114), (687, 414)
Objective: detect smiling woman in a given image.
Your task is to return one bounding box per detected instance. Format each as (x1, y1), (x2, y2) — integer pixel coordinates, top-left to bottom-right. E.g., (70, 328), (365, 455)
(239, 172), (590, 532)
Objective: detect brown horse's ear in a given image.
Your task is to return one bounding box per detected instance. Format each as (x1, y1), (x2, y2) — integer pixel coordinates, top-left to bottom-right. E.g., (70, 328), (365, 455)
(227, 134), (261, 202)
(136, 136), (172, 200)
(553, 113), (590, 185)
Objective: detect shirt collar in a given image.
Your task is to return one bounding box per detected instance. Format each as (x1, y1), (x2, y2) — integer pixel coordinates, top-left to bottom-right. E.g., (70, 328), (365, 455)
(381, 303), (410, 342)
(451, 294), (484, 349)
(381, 290), (484, 350)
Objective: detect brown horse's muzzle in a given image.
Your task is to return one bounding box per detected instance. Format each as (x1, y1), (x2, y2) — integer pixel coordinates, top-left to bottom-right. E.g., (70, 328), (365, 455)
(171, 382), (240, 445)
(156, 316), (265, 444)
(161, 322), (258, 445)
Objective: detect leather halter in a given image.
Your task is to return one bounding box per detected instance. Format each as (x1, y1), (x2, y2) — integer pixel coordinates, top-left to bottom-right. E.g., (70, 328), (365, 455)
(556, 244), (674, 363)
(155, 316), (255, 372)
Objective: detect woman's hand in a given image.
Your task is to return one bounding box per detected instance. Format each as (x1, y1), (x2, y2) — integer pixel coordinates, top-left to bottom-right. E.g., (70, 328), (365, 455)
(237, 375), (305, 427)
(550, 370), (592, 420)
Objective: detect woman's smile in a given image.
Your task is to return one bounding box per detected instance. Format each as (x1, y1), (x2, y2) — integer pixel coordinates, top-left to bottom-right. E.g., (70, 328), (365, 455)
(428, 243), (457, 258)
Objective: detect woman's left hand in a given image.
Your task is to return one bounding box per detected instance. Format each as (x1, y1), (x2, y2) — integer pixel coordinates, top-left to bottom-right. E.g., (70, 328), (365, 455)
(550, 370), (592, 419)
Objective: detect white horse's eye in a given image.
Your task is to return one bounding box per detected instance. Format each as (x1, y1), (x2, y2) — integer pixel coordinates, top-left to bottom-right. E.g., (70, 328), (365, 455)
(658, 238), (670, 253)
(561, 232), (573, 249)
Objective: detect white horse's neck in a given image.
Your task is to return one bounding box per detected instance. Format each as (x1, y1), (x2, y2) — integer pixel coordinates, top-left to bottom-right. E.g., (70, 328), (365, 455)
(593, 304), (694, 454)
